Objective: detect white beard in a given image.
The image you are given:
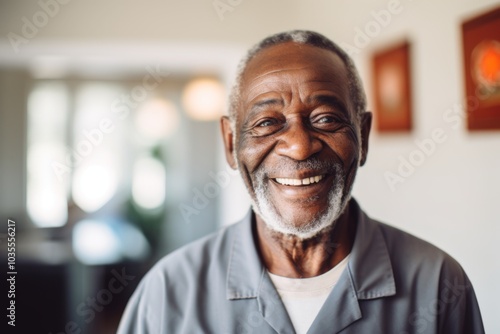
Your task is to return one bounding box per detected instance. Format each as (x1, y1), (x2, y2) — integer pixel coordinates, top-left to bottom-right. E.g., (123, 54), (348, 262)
(250, 162), (350, 240)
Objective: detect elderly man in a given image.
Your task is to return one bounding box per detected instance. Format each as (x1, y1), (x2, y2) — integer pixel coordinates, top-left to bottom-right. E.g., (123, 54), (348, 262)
(118, 30), (484, 334)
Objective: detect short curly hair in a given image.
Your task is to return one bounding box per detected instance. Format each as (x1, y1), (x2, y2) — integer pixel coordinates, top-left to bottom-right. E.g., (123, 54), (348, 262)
(228, 30), (367, 128)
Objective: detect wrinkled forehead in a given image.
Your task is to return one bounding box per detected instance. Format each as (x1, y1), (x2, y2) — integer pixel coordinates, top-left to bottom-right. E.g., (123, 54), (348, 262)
(243, 42), (347, 79)
(238, 42), (352, 114)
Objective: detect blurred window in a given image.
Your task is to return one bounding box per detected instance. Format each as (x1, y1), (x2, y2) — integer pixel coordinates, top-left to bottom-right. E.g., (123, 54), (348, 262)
(72, 83), (124, 213)
(27, 81), (69, 227)
(26, 75), (180, 229)
(27, 80), (127, 226)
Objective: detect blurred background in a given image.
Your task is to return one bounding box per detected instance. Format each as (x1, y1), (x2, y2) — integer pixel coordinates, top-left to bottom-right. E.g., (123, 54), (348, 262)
(0, 0), (499, 333)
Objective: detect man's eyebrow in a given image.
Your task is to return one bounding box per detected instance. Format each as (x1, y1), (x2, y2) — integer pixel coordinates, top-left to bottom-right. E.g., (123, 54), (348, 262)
(252, 98), (284, 110)
(307, 94), (349, 115)
(247, 98), (284, 117)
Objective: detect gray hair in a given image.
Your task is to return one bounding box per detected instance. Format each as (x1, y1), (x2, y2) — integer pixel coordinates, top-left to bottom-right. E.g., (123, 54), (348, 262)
(228, 30), (367, 128)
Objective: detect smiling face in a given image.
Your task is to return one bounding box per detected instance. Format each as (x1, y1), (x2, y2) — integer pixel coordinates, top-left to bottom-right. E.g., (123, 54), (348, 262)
(221, 42), (371, 239)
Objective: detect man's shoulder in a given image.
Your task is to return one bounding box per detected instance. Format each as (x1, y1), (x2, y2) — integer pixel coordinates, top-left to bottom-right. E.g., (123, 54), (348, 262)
(369, 217), (464, 276)
(147, 218), (242, 278)
(374, 219), (450, 256)
(116, 217), (250, 333)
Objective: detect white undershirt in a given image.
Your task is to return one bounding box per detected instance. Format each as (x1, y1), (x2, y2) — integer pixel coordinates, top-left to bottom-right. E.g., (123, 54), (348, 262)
(268, 255), (349, 334)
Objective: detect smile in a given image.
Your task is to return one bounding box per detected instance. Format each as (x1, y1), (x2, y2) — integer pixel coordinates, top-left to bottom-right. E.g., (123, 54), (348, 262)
(274, 175), (324, 186)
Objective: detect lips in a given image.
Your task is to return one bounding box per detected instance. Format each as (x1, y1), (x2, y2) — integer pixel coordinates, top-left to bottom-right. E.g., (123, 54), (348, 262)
(268, 173), (331, 203)
(274, 175), (324, 186)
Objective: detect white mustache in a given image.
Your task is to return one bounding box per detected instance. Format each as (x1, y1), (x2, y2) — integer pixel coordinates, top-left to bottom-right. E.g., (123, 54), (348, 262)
(254, 158), (341, 180)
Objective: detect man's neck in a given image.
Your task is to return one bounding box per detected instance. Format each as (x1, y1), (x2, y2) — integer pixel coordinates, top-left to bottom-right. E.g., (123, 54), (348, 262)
(255, 201), (357, 278)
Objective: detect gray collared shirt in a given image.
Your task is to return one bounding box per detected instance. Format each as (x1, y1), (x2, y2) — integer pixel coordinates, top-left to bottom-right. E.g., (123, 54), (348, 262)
(117, 200), (484, 333)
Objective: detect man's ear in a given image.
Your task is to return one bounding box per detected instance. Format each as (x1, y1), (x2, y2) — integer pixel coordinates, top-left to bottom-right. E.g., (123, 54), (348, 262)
(220, 116), (237, 169)
(359, 112), (372, 167)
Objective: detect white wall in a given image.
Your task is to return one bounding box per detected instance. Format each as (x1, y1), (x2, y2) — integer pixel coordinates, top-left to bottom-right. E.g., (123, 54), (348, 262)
(0, 0), (301, 45)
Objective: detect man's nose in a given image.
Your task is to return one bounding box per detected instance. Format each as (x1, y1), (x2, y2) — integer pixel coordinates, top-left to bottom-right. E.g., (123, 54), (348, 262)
(274, 118), (322, 161)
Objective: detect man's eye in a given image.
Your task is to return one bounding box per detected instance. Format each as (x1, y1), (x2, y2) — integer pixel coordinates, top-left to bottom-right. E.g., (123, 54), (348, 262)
(315, 115), (343, 125)
(317, 116), (335, 124)
(312, 114), (347, 131)
(257, 119), (276, 127)
(248, 118), (283, 137)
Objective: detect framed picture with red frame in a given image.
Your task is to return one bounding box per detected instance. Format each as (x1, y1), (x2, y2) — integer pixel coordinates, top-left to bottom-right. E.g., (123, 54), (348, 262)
(372, 41), (413, 132)
(462, 6), (500, 130)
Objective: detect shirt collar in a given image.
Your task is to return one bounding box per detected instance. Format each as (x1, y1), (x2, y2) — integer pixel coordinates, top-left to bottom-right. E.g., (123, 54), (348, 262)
(226, 209), (264, 300)
(226, 199), (396, 301)
(348, 199), (396, 300)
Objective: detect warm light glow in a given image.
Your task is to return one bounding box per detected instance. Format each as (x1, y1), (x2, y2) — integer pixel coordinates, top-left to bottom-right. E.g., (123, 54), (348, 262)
(473, 40), (500, 86)
(379, 64), (403, 111)
(182, 78), (225, 121)
(132, 156), (166, 209)
(135, 98), (179, 140)
(72, 164), (118, 212)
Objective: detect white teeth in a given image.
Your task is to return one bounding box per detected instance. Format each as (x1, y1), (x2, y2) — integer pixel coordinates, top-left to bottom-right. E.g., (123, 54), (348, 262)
(275, 175), (324, 186)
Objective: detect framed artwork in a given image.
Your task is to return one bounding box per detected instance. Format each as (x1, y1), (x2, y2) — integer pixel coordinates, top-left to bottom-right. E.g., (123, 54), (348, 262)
(462, 6), (500, 130)
(372, 41), (413, 132)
